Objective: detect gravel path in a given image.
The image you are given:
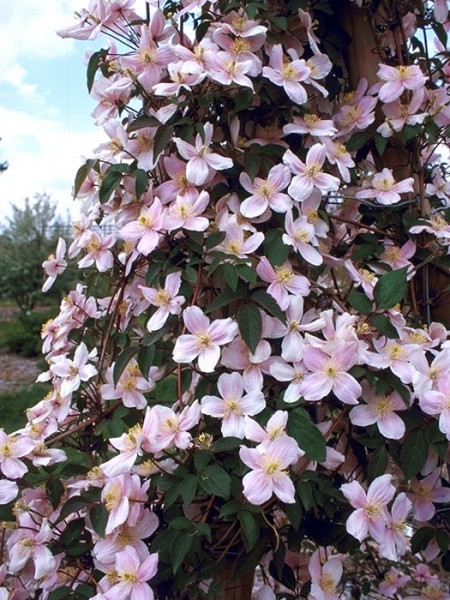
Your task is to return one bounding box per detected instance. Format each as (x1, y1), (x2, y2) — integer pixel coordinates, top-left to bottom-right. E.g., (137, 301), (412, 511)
(0, 351), (40, 392)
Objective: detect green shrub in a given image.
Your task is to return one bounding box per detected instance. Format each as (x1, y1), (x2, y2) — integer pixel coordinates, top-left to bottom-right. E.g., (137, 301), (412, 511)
(0, 307), (58, 357)
(0, 384), (51, 433)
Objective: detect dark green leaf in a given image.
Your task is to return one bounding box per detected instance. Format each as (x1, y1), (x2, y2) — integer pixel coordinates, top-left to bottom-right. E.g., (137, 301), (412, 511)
(180, 474), (198, 505)
(239, 511), (259, 551)
(137, 345), (155, 380)
(58, 496), (91, 522)
(373, 267), (408, 309)
(47, 588), (72, 600)
(153, 125), (174, 161)
(236, 263), (258, 284)
(113, 347), (138, 386)
(264, 229), (289, 266)
(348, 289), (372, 315)
(90, 504), (108, 538)
(399, 429), (428, 480)
(99, 165), (130, 204)
(170, 532), (193, 573)
(60, 518), (85, 547)
(403, 124), (422, 142)
(411, 526), (435, 554)
(87, 49), (107, 92)
(346, 132), (371, 152)
(237, 303), (262, 353)
(374, 134), (387, 156)
(370, 314), (399, 338)
(285, 501), (303, 529)
(211, 437), (242, 452)
(134, 168), (148, 198)
(46, 478), (65, 509)
(271, 16), (288, 30)
(251, 289), (286, 323)
(205, 231), (225, 250)
(204, 288), (246, 314)
(288, 410), (326, 462)
(127, 115), (161, 132)
(74, 159), (98, 199)
(222, 263), (238, 292)
(199, 464), (231, 499)
(367, 444), (388, 482)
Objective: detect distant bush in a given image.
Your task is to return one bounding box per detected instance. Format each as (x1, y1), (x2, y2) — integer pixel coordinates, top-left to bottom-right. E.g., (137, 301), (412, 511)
(0, 308), (58, 357)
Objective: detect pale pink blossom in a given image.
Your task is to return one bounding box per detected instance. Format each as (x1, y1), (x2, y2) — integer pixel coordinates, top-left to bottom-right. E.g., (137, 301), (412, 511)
(153, 61), (205, 96)
(0, 430), (34, 479)
(283, 114), (337, 138)
(419, 373), (450, 438)
(334, 96), (377, 136)
(240, 437), (300, 504)
(282, 210), (323, 266)
(263, 45), (310, 105)
(101, 361), (157, 409)
(42, 237), (67, 292)
(216, 222), (264, 259)
(201, 372), (265, 438)
(222, 337), (274, 390)
(407, 469), (450, 521)
(173, 307), (238, 372)
(377, 64), (427, 103)
(256, 257), (310, 310)
(283, 144), (340, 202)
(104, 545), (158, 600)
(208, 55), (254, 89)
(50, 342), (98, 397)
(239, 164), (292, 218)
(309, 551), (342, 600)
(120, 199), (165, 256)
(139, 272), (185, 332)
(165, 190), (210, 232)
(380, 239), (416, 270)
(270, 360), (306, 404)
(298, 343), (362, 404)
(244, 410), (289, 447)
(151, 401), (201, 451)
(78, 231), (116, 272)
(356, 168), (414, 205)
(378, 567), (410, 596)
(340, 474), (396, 542)
(8, 516), (56, 580)
(174, 122), (233, 186)
(349, 382), (406, 439)
(377, 89), (428, 137)
(102, 474), (148, 535)
(379, 493), (412, 561)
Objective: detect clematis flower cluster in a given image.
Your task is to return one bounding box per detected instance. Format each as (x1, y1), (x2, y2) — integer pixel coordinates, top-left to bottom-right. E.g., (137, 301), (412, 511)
(1, 1), (450, 599)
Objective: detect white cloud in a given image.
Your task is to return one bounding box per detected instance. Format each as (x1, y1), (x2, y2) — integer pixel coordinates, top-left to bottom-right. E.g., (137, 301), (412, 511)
(0, 105), (103, 223)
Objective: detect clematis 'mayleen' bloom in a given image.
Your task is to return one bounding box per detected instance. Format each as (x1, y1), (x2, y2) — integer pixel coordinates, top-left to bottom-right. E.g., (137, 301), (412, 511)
(349, 382), (406, 439)
(173, 306), (238, 372)
(309, 551), (342, 600)
(377, 63), (427, 103)
(256, 257), (310, 310)
(340, 474), (396, 542)
(239, 436), (300, 504)
(283, 144), (340, 202)
(299, 343), (361, 404)
(42, 237), (67, 292)
(356, 168), (414, 205)
(105, 545), (158, 600)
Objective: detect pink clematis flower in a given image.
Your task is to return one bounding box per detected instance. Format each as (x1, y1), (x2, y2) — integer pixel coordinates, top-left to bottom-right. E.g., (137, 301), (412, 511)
(8, 516), (56, 580)
(282, 211), (323, 266)
(377, 64), (427, 103)
(50, 342), (98, 397)
(349, 381), (406, 439)
(379, 493), (412, 561)
(419, 373), (450, 438)
(356, 168), (414, 205)
(174, 122), (233, 186)
(101, 360), (157, 409)
(378, 568), (410, 596)
(263, 45), (310, 105)
(407, 470), (450, 521)
(120, 199), (165, 256)
(78, 231), (116, 272)
(173, 306), (238, 372)
(240, 437), (300, 504)
(283, 114), (337, 138)
(340, 474), (396, 542)
(239, 164), (292, 218)
(283, 144), (340, 202)
(151, 401), (201, 451)
(298, 343), (362, 404)
(244, 410), (289, 447)
(309, 551), (342, 600)
(256, 257), (310, 310)
(42, 237), (67, 292)
(165, 190), (210, 232)
(139, 272), (185, 332)
(0, 430), (34, 479)
(201, 372), (265, 438)
(105, 545), (158, 600)
(102, 474), (148, 535)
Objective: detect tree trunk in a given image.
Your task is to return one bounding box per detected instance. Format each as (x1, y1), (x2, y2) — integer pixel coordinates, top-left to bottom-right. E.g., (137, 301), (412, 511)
(212, 556), (255, 600)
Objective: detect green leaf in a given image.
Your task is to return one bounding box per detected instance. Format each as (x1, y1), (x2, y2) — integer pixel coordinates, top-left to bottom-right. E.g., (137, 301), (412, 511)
(137, 345), (155, 380)
(288, 410), (326, 462)
(348, 289), (372, 315)
(58, 496), (91, 522)
(90, 504), (108, 538)
(113, 347), (138, 386)
(180, 474), (198, 505)
(60, 518), (85, 546)
(205, 231), (225, 250)
(399, 429), (428, 480)
(211, 437), (242, 452)
(370, 314), (399, 338)
(87, 49), (107, 92)
(134, 168), (148, 198)
(127, 115), (161, 133)
(251, 289), (286, 323)
(171, 532), (193, 573)
(47, 588), (72, 600)
(205, 287), (246, 314)
(264, 229), (289, 266)
(222, 263), (238, 292)
(243, 152), (260, 181)
(285, 501), (303, 529)
(346, 132), (371, 152)
(411, 526), (435, 554)
(374, 134), (387, 156)
(236, 263), (258, 284)
(403, 124), (422, 142)
(373, 267), (408, 310)
(199, 464), (231, 499)
(73, 159), (98, 199)
(99, 164), (130, 204)
(153, 125), (174, 161)
(46, 477), (65, 509)
(367, 444), (388, 482)
(237, 303), (262, 353)
(239, 511), (259, 551)
(271, 16), (288, 30)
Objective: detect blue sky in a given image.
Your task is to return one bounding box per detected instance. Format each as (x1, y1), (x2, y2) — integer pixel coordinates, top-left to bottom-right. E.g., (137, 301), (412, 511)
(0, 1), (106, 224)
